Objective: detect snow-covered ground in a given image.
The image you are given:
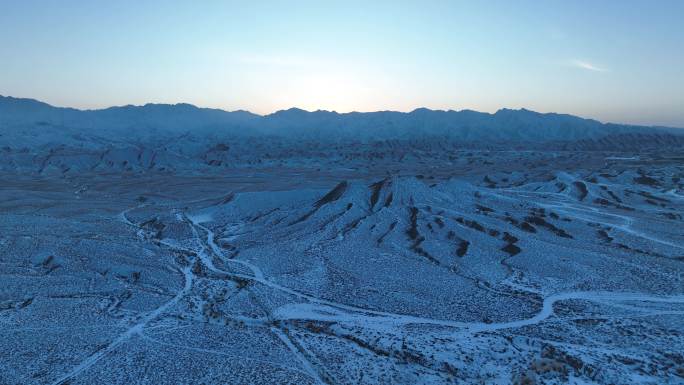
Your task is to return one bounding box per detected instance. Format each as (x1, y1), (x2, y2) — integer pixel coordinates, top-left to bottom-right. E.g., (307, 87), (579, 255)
(1, 146), (683, 384)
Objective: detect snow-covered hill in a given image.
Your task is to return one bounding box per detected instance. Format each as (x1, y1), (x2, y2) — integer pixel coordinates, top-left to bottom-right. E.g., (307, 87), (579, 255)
(3, 150), (684, 384)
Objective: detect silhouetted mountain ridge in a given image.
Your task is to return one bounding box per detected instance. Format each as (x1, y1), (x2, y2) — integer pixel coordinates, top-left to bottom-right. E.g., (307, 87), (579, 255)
(1, 95), (681, 144)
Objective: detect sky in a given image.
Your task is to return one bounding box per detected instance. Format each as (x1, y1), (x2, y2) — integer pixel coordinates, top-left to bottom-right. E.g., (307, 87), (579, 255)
(1, 0), (683, 127)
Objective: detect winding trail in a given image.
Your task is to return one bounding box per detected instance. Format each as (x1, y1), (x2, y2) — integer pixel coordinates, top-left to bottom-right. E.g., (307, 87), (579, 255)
(187, 216), (264, 280)
(185, 215), (420, 319)
(185, 214), (329, 384)
(117, 208), (329, 384)
(495, 185), (684, 251)
(468, 291), (684, 333)
(184, 212), (684, 333)
(271, 327), (328, 385)
(100, 200), (684, 383)
(273, 291), (684, 332)
(50, 266), (193, 385)
(545, 201), (684, 250)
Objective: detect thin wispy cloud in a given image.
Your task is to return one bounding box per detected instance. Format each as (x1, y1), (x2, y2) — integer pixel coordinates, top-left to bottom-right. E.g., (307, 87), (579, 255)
(571, 59), (608, 72)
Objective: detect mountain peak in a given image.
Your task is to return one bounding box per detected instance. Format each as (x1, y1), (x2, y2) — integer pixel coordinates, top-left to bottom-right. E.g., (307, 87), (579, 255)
(271, 107), (308, 115)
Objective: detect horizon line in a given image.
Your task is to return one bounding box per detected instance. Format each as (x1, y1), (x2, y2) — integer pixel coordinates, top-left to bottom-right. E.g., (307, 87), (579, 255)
(1, 94), (681, 129)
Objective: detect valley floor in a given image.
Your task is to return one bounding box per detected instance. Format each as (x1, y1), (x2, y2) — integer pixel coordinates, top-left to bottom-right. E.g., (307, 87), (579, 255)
(1, 151), (684, 384)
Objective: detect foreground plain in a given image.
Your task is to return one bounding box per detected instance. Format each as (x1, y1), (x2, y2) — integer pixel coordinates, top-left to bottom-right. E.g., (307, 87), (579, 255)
(1, 149), (684, 384)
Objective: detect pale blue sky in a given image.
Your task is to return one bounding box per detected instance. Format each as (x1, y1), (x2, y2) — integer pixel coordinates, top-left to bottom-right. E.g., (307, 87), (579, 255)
(1, 0), (683, 126)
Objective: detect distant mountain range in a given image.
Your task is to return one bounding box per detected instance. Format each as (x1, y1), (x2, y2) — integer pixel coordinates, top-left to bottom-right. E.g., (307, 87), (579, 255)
(2, 95), (682, 144)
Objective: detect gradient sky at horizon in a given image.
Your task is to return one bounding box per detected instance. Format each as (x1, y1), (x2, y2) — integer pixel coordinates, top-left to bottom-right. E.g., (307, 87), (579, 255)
(1, 0), (683, 126)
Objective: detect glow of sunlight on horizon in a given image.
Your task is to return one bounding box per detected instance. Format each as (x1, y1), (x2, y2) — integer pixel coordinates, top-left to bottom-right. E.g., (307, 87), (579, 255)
(0, 1), (683, 126)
